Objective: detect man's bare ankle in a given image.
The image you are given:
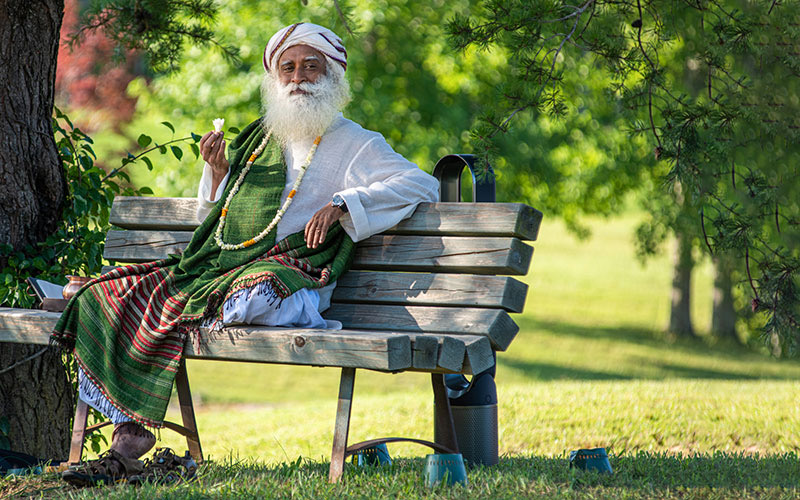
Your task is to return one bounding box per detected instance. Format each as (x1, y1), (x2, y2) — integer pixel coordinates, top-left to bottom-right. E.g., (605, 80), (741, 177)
(111, 422), (156, 459)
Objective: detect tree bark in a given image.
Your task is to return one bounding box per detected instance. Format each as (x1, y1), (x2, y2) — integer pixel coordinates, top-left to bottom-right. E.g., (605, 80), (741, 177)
(0, 344), (73, 460)
(711, 254), (739, 343)
(669, 229), (695, 337)
(0, 0), (66, 259)
(0, 0), (72, 460)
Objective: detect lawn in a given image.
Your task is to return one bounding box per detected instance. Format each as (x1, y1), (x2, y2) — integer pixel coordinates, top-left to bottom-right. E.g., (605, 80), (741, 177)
(4, 214), (800, 499)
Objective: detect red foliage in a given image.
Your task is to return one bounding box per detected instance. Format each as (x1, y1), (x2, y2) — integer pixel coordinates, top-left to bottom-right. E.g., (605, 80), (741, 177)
(56, 0), (142, 130)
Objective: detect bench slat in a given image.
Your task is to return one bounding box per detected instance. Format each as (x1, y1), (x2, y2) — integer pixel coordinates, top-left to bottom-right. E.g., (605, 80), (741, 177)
(0, 308), (56, 345)
(104, 231), (534, 276)
(324, 304), (518, 351)
(189, 327), (412, 372)
(333, 272), (528, 313)
(0, 308), (494, 374)
(97, 267), (529, 313)
(352, 235), (532, 275)
(109, 198), (542, 241)
(0, 308), (412, 372)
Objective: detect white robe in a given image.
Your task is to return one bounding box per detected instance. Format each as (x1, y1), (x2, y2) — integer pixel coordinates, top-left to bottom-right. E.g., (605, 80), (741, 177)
(197, 114), (440, 329)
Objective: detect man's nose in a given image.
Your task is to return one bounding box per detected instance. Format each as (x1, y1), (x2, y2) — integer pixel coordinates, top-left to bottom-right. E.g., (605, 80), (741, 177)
(291, 67), (307, 83)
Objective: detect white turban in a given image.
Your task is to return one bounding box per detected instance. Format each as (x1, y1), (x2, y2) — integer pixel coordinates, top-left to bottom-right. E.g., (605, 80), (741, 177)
(263, 23), (347, 73)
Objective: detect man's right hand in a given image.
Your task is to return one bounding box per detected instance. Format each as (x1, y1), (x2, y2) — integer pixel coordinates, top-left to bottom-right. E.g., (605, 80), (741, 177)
(199, 131), (229, 199)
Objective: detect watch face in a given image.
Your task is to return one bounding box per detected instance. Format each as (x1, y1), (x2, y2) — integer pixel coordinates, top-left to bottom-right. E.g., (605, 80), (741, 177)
(332, 194), (348, 212)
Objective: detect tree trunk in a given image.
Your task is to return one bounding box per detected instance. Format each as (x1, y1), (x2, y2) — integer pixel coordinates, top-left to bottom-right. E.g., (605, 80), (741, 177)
(0, 0), (72, 460)
(669, 229), (695, 337)
(0, 0), (66, 259)
(711, 254), (739, 343)
(0, 344), (73, 460)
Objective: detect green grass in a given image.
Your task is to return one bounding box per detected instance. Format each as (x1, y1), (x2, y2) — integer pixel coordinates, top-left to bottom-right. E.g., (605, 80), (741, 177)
(6, 214), (800, 498)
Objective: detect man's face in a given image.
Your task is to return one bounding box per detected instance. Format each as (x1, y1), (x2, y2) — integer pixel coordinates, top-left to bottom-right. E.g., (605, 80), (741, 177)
(277, 45), (328, 92)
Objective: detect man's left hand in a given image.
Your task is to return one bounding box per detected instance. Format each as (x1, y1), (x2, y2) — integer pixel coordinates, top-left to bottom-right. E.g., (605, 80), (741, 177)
(304, 203), (345, 249)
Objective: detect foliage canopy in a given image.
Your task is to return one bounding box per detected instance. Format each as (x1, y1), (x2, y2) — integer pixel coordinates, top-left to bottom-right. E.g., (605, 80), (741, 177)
(448, 0), (800, 352)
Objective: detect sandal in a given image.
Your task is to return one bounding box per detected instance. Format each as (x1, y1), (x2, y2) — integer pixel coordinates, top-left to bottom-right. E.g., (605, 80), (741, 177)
(62, 449), (143, 487)
(129, 448), (197, 485)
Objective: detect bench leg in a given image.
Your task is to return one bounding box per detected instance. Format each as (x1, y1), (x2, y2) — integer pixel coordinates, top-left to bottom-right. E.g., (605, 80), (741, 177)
(68, 398), (89, 465)
(175, 359), (204, 463)
(329, 367), (356, 483)
(431, 374), (459, 454)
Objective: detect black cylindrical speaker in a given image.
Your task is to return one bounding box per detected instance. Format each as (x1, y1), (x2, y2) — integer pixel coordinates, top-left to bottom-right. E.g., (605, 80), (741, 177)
(434, 371), (499, 466)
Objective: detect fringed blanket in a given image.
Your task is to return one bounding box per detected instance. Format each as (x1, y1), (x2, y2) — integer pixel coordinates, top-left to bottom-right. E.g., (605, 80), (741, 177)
(51, 120), (355, 427)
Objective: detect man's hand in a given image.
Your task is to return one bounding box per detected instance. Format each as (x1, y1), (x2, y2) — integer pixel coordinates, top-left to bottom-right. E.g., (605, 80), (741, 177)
(199, 131), (229, 197)
(305, 203), (345, 249)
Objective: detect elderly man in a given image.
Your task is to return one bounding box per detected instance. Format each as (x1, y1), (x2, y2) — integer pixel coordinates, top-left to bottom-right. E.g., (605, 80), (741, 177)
(54, 22), (438, 485)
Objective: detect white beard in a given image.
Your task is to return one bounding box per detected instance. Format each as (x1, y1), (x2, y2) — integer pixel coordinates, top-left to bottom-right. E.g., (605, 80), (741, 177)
(261, 64), (351, 145)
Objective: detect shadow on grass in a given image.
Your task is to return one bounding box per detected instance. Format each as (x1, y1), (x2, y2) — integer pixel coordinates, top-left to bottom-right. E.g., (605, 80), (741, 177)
(506, 316), (799, 381)
(6, 452), (799, 499)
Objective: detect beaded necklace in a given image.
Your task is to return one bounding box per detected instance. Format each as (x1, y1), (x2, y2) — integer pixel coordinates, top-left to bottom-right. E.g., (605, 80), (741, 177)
(214, 131), (322, 251)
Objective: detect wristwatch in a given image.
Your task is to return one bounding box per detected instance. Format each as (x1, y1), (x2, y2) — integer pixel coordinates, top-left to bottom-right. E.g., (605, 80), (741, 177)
(332, 194), (349, 213)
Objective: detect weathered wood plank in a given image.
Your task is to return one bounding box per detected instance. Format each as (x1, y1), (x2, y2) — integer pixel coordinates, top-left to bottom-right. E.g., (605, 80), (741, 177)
(324, 304), (519, 351)
(351, 235), (532, 275)
(437, 336), (465, 372)
(410, 335), (439, 370)
(333, 271), (528, 313)
(189, 326), (412, 371)
(329, 367), (356, 483)
(104, 231), (534, 276)
(0, 308), (414, 371)
(462, 336), (495, 376)
(0, 308), (59, 345)
(110, 197), (199, 231)
(109, 198), (542, 241)
(98, 268), (529, 313)
(391, 203), (542, 241)
(104, 230), (192, 262)
(0, 306), (502, 374)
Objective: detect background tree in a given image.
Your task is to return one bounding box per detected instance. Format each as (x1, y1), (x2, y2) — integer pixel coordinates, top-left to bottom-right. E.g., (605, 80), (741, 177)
(447, 0), (800, 353)
(0, 0), (233, 459)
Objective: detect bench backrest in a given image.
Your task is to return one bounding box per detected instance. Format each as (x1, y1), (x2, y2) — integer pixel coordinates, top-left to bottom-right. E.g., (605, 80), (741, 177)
(104, 198), (542, 370)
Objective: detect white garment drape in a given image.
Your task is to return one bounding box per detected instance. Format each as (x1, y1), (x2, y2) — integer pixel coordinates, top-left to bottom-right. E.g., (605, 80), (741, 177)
(196, 115), (439, 328)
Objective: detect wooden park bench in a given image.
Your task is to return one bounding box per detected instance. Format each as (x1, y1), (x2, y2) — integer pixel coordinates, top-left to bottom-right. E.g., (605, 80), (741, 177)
(0, 155), (542, 482)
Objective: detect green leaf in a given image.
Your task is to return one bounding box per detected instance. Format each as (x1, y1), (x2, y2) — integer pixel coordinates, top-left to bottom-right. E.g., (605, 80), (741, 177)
(161, 121), (175, 133)
(80, 143), (97, 159)
(171, 145), (183, 160)
(158, 144), (167, 154)
(191, 132), (202, 142)
(142, 156), (154, 171)
(228, 127), (240, 134)
(138, 134), (152, 148)
(139, 187), (154, 195)
(190, 143), (200, 159)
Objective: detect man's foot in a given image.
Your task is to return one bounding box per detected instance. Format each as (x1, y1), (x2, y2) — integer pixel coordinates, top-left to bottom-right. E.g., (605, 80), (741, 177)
(61, 449), (143, 487)
(110, 422), (156, 459)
